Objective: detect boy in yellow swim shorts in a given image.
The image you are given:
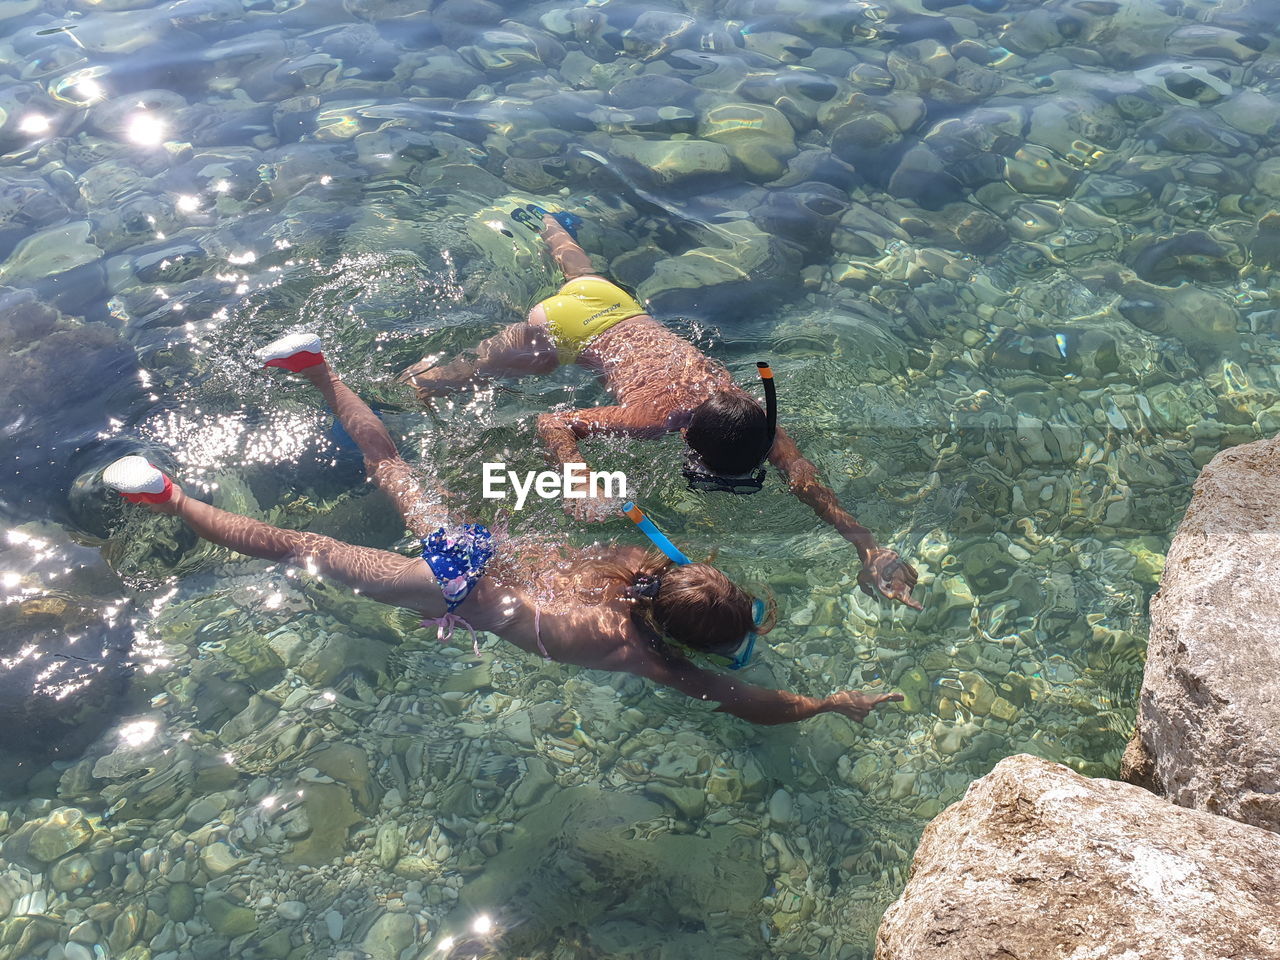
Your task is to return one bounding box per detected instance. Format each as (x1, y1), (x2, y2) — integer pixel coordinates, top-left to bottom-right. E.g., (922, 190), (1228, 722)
(399, 216), (922, 611)
(538, 274), (647, 363)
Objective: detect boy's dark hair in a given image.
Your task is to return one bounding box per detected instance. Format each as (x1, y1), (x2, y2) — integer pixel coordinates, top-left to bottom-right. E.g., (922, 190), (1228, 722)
(685, 391), (770, 475)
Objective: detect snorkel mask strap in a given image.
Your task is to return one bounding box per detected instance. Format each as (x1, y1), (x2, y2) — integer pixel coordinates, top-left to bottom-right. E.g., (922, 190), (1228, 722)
(757, 361), (777, 447)
(622, 501), (691, 566)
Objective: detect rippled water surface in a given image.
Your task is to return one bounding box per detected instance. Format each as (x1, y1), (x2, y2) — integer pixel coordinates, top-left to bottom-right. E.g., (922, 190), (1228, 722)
(2, 0), (1278, 956)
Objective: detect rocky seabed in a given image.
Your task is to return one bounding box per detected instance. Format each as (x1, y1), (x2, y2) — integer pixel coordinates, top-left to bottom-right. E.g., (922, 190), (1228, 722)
(2, 0), (1280, 956)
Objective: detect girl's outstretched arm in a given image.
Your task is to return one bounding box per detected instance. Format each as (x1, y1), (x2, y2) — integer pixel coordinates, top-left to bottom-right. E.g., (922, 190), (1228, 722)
(604, 644), (903, 727)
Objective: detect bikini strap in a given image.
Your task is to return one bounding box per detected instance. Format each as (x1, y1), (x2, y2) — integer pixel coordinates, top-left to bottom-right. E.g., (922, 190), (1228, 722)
(534, 606), (549, 660)
(422, 613), (481, 657)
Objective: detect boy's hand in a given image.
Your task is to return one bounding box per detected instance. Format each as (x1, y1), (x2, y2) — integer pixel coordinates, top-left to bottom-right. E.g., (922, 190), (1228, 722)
(820, 690), (904, 723)
(397, 359), (472, 400)
(562, 490), (622, 522)
(857, 547), (923, 610)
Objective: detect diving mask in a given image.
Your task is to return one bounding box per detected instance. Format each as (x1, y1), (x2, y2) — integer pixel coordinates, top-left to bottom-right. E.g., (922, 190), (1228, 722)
(681, 451), (766, 495)
(703, 597), (767, 670)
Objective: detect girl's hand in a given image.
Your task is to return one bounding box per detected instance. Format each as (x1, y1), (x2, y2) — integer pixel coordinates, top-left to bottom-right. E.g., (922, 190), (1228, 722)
(820, 690), (904, 723)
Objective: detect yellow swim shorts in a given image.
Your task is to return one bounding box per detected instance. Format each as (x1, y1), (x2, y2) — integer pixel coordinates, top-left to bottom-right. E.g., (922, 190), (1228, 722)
(539, 276), (646, 362)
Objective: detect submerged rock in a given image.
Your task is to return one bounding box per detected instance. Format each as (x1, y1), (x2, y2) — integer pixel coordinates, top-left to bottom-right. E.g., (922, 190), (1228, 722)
(603, 135), (733, 187)
(0, 221), (103, 284)
(0, 580), (133, 790)
(456, 784), (766, 955)
(1140, 106), (1256, 157)
(1255, 156), (1280, 198)
(1122, 436), (1280, 833)
(1250, 211), (1280, 270)
(637, 220), (800, 315)
(1129, 230), (1235, 285)
(622, 10), (699, 61)
(458, 27), (549, 74)
(0, 288), (140, 505)
(1003, 144), (1079, 197)
(876, 754), (1280, 959)
(750, 181), (849, 257)
(696, 100), (797, 181)
(204, 893), (258, 937)
(362, 911), (417, 960)
(283, 781), (360, 865)
(607, 73), (700, 110)
(28, 808), (93, 862)
(1079, 262), (1239, 351)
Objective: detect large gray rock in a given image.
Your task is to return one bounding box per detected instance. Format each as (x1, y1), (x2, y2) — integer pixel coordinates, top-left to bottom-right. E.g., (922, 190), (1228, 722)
(876, 754), (1280, 960)
(0, 520), (134, 793)
(1122, 436), (1280, 832)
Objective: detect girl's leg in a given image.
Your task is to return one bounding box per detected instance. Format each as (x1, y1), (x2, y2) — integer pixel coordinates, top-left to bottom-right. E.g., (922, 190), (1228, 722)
(99, 453), (436, 612)
(172, 489), (434, 611)
(297, 361), (446, 539)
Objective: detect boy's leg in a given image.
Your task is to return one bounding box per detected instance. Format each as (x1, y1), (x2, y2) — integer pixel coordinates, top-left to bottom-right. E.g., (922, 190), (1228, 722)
(541, 215), (596, 279)
(397, 321), (559, 400)
(396, 214), (599, 398)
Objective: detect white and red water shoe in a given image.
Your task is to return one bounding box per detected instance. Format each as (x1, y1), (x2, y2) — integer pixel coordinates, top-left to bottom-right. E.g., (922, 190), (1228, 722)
(255, 332), (325, 372)
(103, 456), (174, 504)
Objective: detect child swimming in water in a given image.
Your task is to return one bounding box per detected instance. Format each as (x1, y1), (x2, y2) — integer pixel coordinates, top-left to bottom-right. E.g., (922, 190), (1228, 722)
(103, 333), (902, 728)
(399, 215), (922, 611)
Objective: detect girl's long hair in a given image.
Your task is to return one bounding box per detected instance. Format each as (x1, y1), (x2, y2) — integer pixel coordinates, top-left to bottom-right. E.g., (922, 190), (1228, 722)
(588, 550), (776, 653)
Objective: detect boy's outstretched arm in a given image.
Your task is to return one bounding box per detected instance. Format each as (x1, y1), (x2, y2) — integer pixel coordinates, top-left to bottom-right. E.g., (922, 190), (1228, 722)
(612, 645), (903, 726)
(398, 320), (559, 400)
(768, 425), (923, 610)
(536, 405), (674, 519)
(536, 405), (673, 465)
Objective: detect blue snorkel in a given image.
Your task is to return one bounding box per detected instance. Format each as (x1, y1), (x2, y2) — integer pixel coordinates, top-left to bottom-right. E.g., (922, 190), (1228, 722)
(622, 501), (691, 565)
(620, 501), (763, 669)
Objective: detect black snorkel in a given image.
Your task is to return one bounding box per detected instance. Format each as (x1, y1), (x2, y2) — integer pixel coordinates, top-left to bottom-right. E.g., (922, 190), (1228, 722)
(683, 361), (778, 495)
(757, 360), (777, 451)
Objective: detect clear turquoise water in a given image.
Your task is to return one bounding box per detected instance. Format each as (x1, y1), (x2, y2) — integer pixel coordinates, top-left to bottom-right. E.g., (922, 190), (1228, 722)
(1, 0), (1277, 957)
